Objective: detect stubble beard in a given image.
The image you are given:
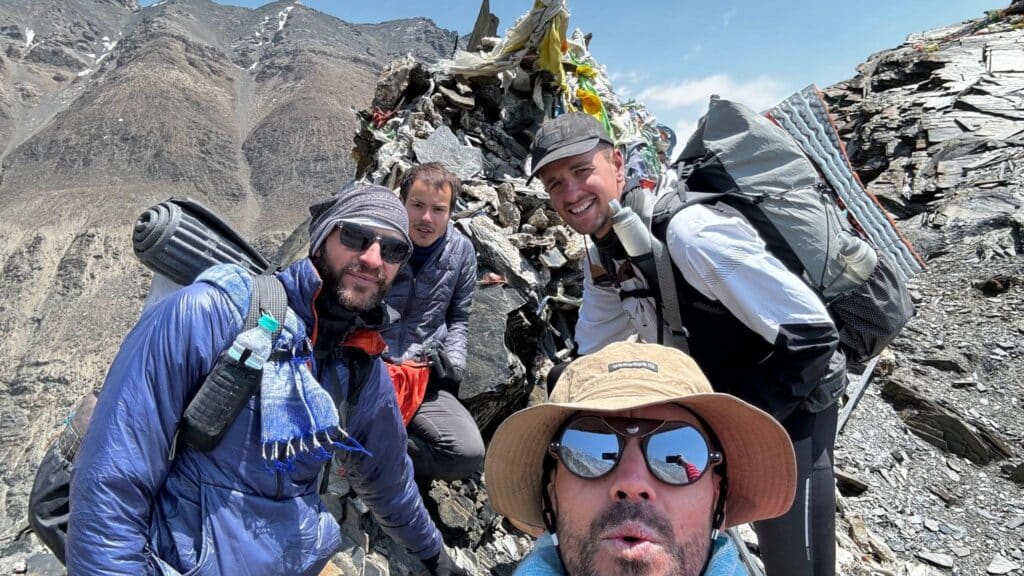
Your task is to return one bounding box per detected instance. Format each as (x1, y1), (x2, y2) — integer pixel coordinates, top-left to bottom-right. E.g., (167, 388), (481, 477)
(559, 501), (709, 576)
(318, 260), (390, 313)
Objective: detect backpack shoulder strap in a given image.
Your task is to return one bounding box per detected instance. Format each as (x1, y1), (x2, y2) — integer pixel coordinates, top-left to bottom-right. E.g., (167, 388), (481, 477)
(650, 183), (688, 353)
(168, 271), (287, 461)
(648, 182), (719, 355)
(246, 273), (288, 337)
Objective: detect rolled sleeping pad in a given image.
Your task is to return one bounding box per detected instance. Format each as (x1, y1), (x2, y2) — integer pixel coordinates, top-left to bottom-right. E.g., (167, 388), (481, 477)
(133, 197), (271, 286)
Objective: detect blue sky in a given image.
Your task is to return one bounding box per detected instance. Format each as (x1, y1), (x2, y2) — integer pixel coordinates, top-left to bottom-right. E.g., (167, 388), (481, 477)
(145, 0), (1000, 138)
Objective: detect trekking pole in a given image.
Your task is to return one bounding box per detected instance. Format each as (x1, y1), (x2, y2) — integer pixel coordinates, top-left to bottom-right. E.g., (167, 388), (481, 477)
(838, 355), (882, 433)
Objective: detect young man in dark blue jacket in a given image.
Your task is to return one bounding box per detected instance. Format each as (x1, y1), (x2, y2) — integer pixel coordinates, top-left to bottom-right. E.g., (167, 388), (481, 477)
(68, 184), (466, 575)
(381, 163), (484, 481)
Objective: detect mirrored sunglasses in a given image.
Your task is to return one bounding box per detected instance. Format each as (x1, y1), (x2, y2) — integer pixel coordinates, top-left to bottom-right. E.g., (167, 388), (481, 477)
(337, 223), (410, 264)
(549, 415), (723, 486)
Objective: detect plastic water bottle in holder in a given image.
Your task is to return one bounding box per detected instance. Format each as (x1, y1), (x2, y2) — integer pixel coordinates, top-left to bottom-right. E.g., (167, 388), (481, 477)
(180, 313), (281, 452)
(228, 314), (280, 369)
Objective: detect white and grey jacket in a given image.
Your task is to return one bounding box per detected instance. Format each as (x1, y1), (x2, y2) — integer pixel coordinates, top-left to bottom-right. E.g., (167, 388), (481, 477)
(577, 200), (846, 419)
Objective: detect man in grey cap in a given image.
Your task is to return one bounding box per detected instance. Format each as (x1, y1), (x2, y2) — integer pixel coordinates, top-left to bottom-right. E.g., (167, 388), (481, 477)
(68, 183), (467, 575)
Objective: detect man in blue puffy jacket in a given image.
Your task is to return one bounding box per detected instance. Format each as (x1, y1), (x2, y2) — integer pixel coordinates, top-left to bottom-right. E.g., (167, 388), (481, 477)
(381, 162), (484, 482)
(68, 184), (466, 575)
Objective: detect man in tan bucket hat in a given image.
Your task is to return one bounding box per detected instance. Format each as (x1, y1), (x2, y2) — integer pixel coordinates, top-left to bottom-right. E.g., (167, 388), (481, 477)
(485, 341), (796, 576)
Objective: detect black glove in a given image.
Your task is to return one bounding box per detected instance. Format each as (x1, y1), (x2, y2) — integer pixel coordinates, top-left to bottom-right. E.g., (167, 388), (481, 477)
(422, 546), (469, 576)
(427, 345), (463, 396)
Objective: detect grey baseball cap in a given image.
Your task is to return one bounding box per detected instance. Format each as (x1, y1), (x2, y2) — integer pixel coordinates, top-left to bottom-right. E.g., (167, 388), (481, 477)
(526, 112), (614, 184)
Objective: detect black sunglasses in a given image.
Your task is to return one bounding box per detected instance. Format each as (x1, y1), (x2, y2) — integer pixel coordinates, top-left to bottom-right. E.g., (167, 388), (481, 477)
(337, 223), (410, 264)
(549, 416), (723, 486)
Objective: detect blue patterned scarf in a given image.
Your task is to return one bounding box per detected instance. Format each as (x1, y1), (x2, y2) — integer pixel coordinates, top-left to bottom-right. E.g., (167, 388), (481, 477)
(197, 265), (370, 471)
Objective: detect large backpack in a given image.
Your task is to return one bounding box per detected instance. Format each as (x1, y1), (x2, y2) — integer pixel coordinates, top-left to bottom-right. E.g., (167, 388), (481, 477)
(638, 96), (917, 364)
(26, 272), (287, 565)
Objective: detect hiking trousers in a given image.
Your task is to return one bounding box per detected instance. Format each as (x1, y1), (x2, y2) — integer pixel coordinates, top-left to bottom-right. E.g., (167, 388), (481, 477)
(753, 402), (838, 576)
(407, 390), (485, 481)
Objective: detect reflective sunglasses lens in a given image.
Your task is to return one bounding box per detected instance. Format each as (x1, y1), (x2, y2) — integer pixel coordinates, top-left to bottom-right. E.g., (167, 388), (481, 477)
(379, 238), (410, 264)
(644, 424), (711, 485)
(338, 224), (374, 252)
(559, 418), (619, 479)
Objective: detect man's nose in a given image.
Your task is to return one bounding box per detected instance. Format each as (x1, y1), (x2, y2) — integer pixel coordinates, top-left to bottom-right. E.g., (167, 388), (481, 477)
(359, 240), (384, 268)
(609, 440), (656, 503)
(563, 177), (585, 201)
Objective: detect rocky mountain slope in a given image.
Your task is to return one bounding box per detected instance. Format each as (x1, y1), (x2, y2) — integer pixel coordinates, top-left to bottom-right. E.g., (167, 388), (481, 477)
(822, 7), (1024, 573)
(0, 0), (453, 563)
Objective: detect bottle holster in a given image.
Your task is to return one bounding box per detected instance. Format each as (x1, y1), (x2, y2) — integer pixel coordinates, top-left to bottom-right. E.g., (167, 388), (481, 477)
(179, 352), (262, 452)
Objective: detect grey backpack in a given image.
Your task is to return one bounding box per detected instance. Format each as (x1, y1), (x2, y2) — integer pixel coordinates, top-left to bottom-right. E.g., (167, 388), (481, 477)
(647, 96), (916, 363)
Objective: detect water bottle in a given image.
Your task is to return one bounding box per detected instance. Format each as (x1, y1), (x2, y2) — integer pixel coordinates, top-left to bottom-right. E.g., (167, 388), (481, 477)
(180, 313), (281, 452)
(227, 314), (281, 369)
(838, 234), (878, 286)
(608, 199), (652, 259)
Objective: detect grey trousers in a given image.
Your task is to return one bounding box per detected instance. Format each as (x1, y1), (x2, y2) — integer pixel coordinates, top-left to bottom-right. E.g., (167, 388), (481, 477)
(407, 390), (485, 481)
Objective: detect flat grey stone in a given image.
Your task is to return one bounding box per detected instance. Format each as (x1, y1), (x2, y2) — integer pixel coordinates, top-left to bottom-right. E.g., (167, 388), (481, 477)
(916, 551), (955, 568)
(412, 124), (483, 180)
(987, 554), (1019, 575)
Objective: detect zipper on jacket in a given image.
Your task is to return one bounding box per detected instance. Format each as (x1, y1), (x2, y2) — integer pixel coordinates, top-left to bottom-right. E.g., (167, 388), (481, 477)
(397, 273), (417, 357)
(275, 469), (283, 499)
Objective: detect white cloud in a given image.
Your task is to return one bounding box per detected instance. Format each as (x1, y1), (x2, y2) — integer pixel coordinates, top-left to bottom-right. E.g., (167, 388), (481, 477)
(673, 118), (698, 147)
(636, 74), (789, 114)
(634, 74), (793, 161)
(608, 70), (647, 86)
(723, 8), (738, 27)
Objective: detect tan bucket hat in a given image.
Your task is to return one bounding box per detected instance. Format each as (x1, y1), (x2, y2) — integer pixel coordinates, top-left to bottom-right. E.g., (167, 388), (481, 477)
(485, 341), (796, 532)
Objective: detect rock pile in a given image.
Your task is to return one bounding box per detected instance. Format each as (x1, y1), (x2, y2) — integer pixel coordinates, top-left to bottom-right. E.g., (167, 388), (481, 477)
(317, 1), (677, 573)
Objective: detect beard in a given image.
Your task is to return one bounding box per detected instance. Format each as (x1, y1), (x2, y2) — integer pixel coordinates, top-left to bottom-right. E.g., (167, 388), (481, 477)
(560, 501), (710, 576)
(318, 260), (390, 313)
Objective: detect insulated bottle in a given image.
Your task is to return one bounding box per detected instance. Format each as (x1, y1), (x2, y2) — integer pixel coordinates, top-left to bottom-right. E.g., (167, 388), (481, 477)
(609, 199), (652, 259)
(838, 234), (878, 286)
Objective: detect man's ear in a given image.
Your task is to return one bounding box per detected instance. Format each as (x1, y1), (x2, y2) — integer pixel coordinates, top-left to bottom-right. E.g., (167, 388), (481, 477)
(546, 465), (559, 512)
(612, 148), (625, 184)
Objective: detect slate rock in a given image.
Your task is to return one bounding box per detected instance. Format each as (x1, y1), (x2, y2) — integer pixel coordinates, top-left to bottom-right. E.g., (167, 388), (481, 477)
(987, 554), (1019, 575)
(539, 248), (567, 269)
(412, 124), (484, 180)
(438, 84), (475, 109)
(372, 54), (420, 111)
(461, 285), (528, 432)
(916, 551), (955, 568)
(465, 216), (541, 295)
(1002, 461), (1024, 485)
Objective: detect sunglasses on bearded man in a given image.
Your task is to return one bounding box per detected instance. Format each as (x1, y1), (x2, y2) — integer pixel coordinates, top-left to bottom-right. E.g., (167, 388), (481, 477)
(336, 223), (411, 264)
(549, 415), (723, 486)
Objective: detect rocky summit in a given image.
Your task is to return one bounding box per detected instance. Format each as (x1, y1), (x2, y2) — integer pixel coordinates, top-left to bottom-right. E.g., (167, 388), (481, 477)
(1, 1), (1023, 575)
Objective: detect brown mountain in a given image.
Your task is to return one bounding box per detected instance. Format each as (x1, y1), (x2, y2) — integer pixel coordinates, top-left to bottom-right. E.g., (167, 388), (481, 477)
(0, 0), (452, 548)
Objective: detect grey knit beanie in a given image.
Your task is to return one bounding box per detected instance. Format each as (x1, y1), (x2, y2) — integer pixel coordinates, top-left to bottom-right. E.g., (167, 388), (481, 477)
(308, 183), (412, 258)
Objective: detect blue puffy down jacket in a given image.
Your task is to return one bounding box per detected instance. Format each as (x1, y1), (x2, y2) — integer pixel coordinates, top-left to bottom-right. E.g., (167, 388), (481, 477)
(67, 260), (441, 575)
(380, 224), (477, 370)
